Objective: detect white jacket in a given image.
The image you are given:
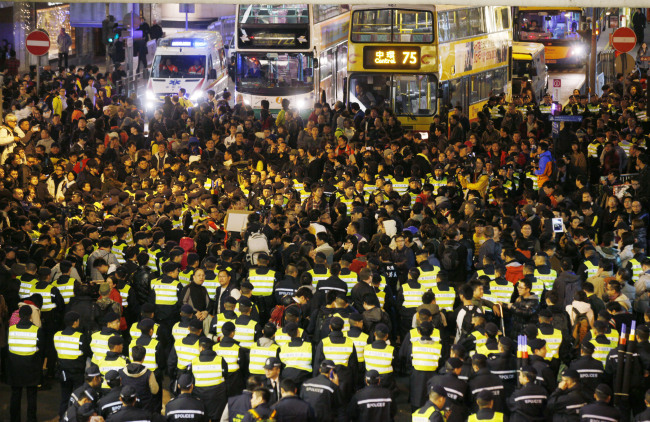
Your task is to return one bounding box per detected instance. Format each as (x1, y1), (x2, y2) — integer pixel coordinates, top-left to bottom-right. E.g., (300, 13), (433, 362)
(566, 300), (594, 327)
(635, 271), (650, 313)
(0, 126), (24, 165)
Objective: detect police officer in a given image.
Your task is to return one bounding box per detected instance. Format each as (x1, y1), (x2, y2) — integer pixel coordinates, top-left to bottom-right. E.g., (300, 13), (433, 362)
(215, 321), (246, 397)
(120, 345), (159, 413)
(248, 253), (277, 321)
(128, 318), (163, 387)
(427, 358), (469, 422)
(487, 337), (517, 399)
(412, 384), (447, 422)
(129, 303), (160, 341)
(69, 364), (103, 409)
(547, 369), (589, 421)
(91, 312), (123, 365)
(97, 335), (129, 392)
(635, 389), (650, 421)
(468, 354), (505, 413)
(165, 373), (207, 422)
(167, 319), (204, 386)
(249, 323), (280, 376)
(172, 304), (194, 342)
(313, 316), (358, 403)
(31, 266), (64, 380)
(363, 323), (395, 393)
(8, 305), (43, 422)
(579, 384), (621, 422)
(348, 369), (394, 421)
(409, 321), (442, 409)
(150, 261), (183, 357)
(54, 311), (90, 416)
(568, 342), (604, 398)
(300, 360), (343, 422)
(528, 338), (557, 393)
(469, 390), (504, 421)
(105, 385), (153, 422)
(97, 370), (123, 419)
(279, 322), (312, 387)
(271, 378), (314, 421)
(225, 375), (266, 422)
(191, 337), (228, 420)
(508, 365), (548, 422)
(63, 395), (100, 422)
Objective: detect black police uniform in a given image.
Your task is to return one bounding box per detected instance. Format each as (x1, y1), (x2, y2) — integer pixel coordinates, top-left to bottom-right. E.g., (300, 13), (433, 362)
(242, 403), (274, 422)
(529, 354), (557, 393)
(347, 384), (394, 421)
(487, 352), (517, 398)
(635, 407), (650, 421)
(57, 326), (90, 415)
(227, 390), (253, 422)
(507, 382), (548, 422)
(165, 392), (207, 422)
(579, 400), (622, 422)
(271, 394), (314, 421)
(313, 331), (359, 402)
(300, 373), (343, 422)
(191, 349), (229, 420)
(69, 382), (100, 409)
(427, 372), (469, 422)
(468, 367), (505, 412)
(547, 386), (589, 422)
(106, 405), (153, 422)
(273, 274), (301, 303)
(568, 355), (605, 398)
(97, 386), (123, 419)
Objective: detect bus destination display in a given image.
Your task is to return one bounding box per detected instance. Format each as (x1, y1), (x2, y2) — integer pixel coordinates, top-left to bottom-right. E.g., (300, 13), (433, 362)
(362, 46), (421, 70)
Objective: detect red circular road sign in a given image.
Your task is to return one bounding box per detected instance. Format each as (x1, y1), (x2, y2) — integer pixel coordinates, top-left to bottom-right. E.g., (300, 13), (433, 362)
(612, 27), (637, 54)
(26, 30), (51, 56)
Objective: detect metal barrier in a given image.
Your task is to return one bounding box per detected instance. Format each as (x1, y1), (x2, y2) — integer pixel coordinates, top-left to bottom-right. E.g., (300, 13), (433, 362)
(599, 48), (616, 86)
(115, 70), (147, 97)
(620, 173), (639, 182)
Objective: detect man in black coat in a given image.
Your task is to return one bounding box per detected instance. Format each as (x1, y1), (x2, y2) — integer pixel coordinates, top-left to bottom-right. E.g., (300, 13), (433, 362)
(507, 365), (547, 422)
(272, 378), (315, 422)
(347, 370), (394, 422)
(546, 369), (589, 421)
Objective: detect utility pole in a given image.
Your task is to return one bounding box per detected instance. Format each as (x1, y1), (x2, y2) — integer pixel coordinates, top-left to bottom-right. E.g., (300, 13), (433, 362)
(590, 8), (598, 95)
(105, 4), (110, 75)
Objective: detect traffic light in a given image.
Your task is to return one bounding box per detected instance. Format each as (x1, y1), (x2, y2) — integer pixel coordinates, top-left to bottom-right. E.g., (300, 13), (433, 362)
(102, 16), (119, 45)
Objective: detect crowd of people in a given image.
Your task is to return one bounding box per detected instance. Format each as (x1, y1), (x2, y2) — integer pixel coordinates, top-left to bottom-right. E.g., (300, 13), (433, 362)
(2, 58), (650, 422)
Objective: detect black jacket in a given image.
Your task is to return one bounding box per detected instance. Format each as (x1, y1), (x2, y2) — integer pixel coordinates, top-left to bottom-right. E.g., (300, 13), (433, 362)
(165, 392), (207, 422)
(579, 400), (621, 422)
(347, 385), (394, 422)
(547, 385), (589, 422)
(272, 395), (315, 422)
(508, 382), (548, 422)
(300, 374), (342, 422)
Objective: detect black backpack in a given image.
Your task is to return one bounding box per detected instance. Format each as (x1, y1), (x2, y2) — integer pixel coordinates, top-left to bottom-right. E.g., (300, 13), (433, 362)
(441, 242), (461, 271)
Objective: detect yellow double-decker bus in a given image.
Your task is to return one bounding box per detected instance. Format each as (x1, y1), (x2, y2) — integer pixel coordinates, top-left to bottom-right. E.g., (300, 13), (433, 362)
(347, 6), (511, 131)
(514, 7), (587, 66)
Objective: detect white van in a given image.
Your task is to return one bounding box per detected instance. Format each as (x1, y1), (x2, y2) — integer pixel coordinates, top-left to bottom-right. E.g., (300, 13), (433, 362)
(512, 42), (548, 102)
(145, 31), (229, 109)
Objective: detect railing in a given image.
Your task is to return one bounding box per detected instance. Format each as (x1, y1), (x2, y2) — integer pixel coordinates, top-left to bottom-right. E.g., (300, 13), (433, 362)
(620, 173), (639, 183)
(114, 70), (147, 97)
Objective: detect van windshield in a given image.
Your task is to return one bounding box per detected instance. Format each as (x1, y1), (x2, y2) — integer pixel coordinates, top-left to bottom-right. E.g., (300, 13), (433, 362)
(151, 55), (207, 78)
(513, 59), (533, 78)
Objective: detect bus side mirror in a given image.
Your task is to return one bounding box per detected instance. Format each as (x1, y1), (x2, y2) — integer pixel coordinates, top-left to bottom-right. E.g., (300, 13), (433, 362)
(209, 69), (217, 79)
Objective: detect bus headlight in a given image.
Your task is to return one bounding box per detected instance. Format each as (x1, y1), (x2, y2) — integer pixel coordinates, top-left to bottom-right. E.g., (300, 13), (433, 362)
(573, 45), (585, 57)
(296, 99), (305, 110)
(146, 90), (155, 100)
(191, 91), (204, 102)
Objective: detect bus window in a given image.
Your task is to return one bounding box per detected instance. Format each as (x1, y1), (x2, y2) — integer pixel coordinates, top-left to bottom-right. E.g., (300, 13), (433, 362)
(236, 52), (314, 96)
(518, 10), (581, 40)
(238, 5), (309, 25)
(349, 74), (390, 110)
(393, 74), (437, 116)
(352, 9), (432, 43)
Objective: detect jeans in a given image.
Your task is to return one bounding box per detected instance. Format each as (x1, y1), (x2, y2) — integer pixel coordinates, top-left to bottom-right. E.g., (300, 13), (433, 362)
(10, 386), (37, 422)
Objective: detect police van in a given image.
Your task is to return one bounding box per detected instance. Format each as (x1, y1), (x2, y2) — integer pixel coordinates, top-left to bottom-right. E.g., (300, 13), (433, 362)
(146, 31), (229, 109)
(512, 42), (548, 102)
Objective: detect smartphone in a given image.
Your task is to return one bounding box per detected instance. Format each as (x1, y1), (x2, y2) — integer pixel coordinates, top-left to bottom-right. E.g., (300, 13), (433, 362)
(551, 217), (565, 233)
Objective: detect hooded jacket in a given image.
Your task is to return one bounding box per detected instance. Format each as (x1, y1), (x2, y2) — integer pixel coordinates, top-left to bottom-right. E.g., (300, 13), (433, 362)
(566, 300), (594, 327)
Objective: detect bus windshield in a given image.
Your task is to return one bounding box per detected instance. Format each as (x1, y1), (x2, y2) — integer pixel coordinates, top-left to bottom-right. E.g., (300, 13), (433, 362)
(238, 5), (309, 25)
(349, 73), (437, 116)
(151, 55), (206, 78)
(351, 9), (434, 43)
(236, 52), (314, 96)
(518, 10), (582, 41)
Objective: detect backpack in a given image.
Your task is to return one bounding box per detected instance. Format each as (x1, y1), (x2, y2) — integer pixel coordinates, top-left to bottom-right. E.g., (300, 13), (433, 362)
(441, 242), (461, 271)
(247, 231), (270, 265)
(571, 307), (591, 348)
(550, 309), (571, 335)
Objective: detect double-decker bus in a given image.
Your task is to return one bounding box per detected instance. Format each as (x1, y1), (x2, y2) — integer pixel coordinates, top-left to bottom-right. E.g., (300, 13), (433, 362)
(514, 7), (587, 66)
(347, 6), (512, 131)
(233, 4), (349, 114)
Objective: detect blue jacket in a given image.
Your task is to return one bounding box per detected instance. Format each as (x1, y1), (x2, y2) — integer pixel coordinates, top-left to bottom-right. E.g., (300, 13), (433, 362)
(534, 150), (554, 176)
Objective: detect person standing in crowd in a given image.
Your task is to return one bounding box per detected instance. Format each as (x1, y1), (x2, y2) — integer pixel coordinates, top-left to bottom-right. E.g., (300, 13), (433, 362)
(57, 27), (72, 69)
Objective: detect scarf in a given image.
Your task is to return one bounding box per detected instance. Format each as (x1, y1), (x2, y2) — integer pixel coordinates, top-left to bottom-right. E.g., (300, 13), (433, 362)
(189, 281), (207, 311)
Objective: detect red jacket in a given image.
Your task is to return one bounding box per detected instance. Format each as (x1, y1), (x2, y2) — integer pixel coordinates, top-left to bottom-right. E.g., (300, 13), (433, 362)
(505, 262), (524, 285)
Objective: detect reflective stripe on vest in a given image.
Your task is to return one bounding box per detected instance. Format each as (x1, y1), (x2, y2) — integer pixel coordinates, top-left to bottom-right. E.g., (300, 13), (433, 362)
(152, 279), (179, 305)
(192, 355), (225, 386)
(279, 342), (312, 372)
(249, 269), (275, 296)
(589, 338), (617, 365)
(18, 277), (33, 299)
(90, 332), (113, 364)
(307, 269), (331, 284)
(584, 261), (598, 279)
(178, 270), (194, 288)
(275, 328), (304, 348)
(172, 322), (190, 342)
(488, 281), (514, 304)
(54, 279), (75, 304)
(538, 329), (562, 360)
(214, 314), (237, 339)
(629, 259), (643, 281)
(402, 284), (425, 308)
(249, 343), (280, 374)
(129, 322), (160, 341)
(119, 285), (130, 308)
(418, 267), (440, 290)
(203, 276), (219, 299)
(431, 286), (456, 312)
(9, 325), (39, 355)
(234, 320), (257, 349)
(339, 272), (358, 293)
(54, 331), (83, 360)
(98, 356), (127, 389)
(175, 338), (200, 370)
(129, 338), (159, 371)
(412, 405), (439, 422)
(214, 343), (240, 372)
(322, 336), (354, 366)
(346, 332), (369, 363)
(31, 284), (56, 311)
(468, 411), (504, 422)
(412, 340), (442, 372)
(534, 269), (557, 291)
(471, 330), (488, 348)
(364, 344), (394, 374)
